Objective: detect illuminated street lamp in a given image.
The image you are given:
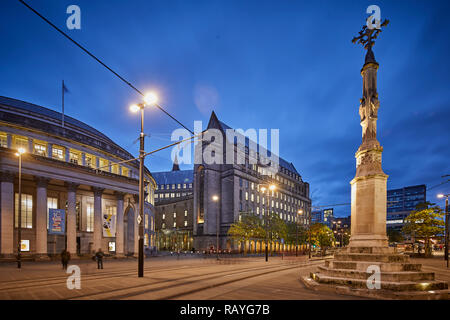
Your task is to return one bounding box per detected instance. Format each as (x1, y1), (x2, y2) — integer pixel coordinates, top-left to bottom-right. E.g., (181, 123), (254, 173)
(15, 147), (26, 269)
(260, 184), (276, 262)
(212, 195), (220, 260)
(129, 91), (158, 277)
(296, 209), (303, 257)
(437, 193), (449, 268)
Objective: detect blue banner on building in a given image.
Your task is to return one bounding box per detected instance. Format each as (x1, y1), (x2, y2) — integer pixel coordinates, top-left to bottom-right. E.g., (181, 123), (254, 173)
(49, 209), (66, 235)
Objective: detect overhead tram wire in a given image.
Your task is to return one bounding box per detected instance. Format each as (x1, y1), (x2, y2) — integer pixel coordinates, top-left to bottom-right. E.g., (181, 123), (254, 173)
(93, 132), (205, 173)
(18, 0), (194, 135)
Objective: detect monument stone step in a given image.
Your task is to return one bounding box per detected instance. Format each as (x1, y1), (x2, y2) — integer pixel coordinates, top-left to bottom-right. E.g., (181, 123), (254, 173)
(311, 272), (448, 291)
(318, 265), (435, 282)
(341, 246), (395, 254)
(334, 252), (410, 263)
(326, 260), (422, 272)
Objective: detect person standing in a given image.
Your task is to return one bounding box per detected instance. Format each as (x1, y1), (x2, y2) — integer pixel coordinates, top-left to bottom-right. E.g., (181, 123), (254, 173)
(61, 249), (70, 270)
(95, 248), (104, 269)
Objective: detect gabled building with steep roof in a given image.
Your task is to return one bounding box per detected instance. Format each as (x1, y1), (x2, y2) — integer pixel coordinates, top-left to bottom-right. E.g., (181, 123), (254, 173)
(193, 112), (311, 252)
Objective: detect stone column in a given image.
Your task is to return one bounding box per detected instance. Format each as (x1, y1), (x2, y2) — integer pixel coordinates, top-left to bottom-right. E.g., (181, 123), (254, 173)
(349, 55), (389, 248)
(92, 187), (104, 252)
(47, 143), (53, 159)
(28, 138), (33, 153)
(66, 183), (78, 254)
(35, 177), (50, 258)
(6, 134), (12, 149)
(0, 172), (14, 257)
(65, 148), (70, 162)
(115, 192), (125, 256)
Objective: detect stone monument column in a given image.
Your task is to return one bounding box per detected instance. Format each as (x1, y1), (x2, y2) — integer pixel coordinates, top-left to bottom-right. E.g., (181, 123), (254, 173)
(349, 47), (389, 248)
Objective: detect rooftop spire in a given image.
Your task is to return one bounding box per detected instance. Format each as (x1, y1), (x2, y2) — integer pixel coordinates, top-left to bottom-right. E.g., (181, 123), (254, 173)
(172, 154), (180, 171)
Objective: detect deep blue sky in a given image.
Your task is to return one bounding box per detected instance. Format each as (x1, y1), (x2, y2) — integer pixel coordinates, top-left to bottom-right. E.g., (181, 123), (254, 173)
(1, 0), (449, 216)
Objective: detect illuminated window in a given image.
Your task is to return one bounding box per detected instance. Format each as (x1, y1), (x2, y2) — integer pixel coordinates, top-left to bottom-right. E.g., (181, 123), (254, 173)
(145, 214), (149, 229)
(99, 158), (109, 171)
(0, 132), (7, 147)
(122, 167), (129, 177)
(162, 223), (166, 229)
(173, 212), (176, 218)
(144, 234), (149, 246)
(47, 197), (58, 229)
(173, 222), (176, 228)
(69, 150), (81, 164)
(184, 210), (187, 217)
(256, 207), (260, 215)
(111, 163), (119, 174)
(245, 192), (248, 201)
(251, 193), (254, 202)
(162, 213), (165, 220)
(15, 193), (33, 228)
(14, 136), (28, 151)
(52, 145), (65, 160)
(183, 184), (186, 189)
(177, 184), (181, 189)
(85, 154), (96, 168)
(33, 141), (47, 156)
(184, 221), (187, 227)
(86, 202), (94, 232)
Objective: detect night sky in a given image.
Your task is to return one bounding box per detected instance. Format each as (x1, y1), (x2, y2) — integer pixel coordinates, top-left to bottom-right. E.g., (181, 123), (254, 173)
(1, 0), (449, 216)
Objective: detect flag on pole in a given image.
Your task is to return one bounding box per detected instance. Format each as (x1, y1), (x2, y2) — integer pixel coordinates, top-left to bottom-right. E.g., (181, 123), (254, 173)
(62, 80), (69, 127)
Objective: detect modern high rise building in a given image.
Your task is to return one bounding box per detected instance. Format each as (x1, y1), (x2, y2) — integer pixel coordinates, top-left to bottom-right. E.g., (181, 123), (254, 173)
(386, 185), (427, 232)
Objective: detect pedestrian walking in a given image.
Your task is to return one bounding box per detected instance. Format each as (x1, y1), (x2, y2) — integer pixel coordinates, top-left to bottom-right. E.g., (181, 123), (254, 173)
(61, 249), (70, 270)
(95, 248), (104, 269)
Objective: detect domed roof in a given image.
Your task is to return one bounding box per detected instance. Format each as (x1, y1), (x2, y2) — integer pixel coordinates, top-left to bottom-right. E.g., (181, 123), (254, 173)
(0, 96), (135, 162)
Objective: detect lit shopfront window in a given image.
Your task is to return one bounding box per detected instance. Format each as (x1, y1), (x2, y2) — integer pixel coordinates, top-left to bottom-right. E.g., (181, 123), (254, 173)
(86, 202), (94, 232)
(15, 193), (33, 228)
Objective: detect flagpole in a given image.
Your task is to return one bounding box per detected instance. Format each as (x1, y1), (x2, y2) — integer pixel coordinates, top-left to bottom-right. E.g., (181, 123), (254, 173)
(62, 80), (65, 128)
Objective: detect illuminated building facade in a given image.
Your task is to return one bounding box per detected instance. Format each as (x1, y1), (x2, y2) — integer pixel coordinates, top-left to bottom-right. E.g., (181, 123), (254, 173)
(0, 96), (156, 259)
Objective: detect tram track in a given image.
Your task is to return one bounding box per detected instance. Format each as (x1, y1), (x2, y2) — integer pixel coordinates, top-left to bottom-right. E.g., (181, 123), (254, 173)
(68, 260), (324, 300)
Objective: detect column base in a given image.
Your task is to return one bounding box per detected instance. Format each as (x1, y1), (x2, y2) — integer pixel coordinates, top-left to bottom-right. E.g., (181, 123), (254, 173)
(34, 254), (51, 261)
(349, 234), (388, 248)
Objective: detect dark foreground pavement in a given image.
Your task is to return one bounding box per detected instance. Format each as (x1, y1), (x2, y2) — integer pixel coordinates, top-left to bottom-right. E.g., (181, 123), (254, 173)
(0, 255), (362, 300)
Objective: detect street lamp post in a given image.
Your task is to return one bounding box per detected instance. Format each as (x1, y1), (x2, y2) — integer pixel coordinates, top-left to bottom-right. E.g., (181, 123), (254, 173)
(296, 209), (303, 257)
(130, 92), (158, 277)
(260, 184), (276, 262)
(15, 147), (26, 269)
(212, 195), (219, 260)
(308, 210), (312, 259)
(438, 193), (449, 268)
